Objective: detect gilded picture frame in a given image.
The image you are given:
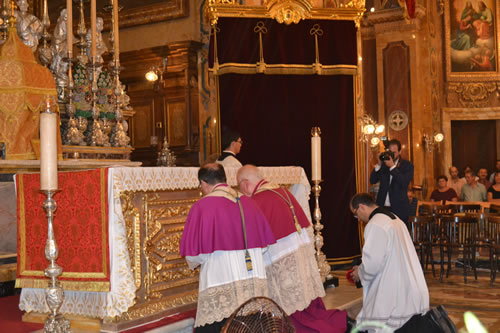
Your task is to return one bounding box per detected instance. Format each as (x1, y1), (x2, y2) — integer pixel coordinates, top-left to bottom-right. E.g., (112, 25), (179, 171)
(444, 0), (499, 81)
(40, 0), (189, 31)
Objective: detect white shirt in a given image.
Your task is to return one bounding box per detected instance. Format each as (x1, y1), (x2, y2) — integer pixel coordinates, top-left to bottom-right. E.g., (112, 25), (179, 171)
(374, 160), (398, 207)
(356, 211), (429, 332)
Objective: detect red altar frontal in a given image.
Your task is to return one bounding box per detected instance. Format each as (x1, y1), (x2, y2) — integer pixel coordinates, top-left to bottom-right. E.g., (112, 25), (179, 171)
(15, 166), (312, 330)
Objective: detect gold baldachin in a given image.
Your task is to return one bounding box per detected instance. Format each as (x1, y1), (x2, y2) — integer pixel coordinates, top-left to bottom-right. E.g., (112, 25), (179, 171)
(266, 0), (312, 25)
(207, 0), (365, 26)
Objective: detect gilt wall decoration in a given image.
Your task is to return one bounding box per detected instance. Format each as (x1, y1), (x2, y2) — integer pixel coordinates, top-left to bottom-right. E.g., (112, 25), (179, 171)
(445, 0), (499, 80)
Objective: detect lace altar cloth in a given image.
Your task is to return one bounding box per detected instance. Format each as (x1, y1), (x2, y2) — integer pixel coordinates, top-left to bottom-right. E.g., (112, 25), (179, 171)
(19, 166), (312, 319)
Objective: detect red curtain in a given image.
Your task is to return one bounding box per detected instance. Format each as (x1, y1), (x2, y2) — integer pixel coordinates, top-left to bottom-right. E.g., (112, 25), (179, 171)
(213, 18), (360, 261)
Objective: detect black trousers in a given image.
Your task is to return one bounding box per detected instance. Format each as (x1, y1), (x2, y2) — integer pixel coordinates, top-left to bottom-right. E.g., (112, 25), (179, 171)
(395, 313), (443, 333)
(354, 312), (445, 333)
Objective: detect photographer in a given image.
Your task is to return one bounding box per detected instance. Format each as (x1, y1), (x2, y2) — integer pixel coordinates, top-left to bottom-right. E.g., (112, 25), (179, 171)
(370, 138), (414, 225)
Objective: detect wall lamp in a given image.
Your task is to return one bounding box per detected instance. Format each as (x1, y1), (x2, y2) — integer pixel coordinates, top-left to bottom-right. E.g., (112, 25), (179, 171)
(359, 114), (385, 148)
(145, 57), (168, 83)
(422, 132), (444, 152)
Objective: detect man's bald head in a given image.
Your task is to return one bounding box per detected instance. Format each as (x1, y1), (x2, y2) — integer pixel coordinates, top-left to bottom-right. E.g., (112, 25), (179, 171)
(237, 165), (263, 196)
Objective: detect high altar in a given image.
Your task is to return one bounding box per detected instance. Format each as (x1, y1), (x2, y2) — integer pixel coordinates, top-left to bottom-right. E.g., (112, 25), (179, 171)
(17, 166), (311, 330)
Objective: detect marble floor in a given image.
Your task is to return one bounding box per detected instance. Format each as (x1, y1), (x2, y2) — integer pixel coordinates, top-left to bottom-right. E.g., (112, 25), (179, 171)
(323, 266), (500, 332)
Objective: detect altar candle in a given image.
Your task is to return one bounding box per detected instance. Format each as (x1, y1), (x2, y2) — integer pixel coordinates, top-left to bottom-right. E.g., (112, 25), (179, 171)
(311, 127), (321, 181)
(43, 0), (47, 17)
(40, 109), (58, 191)
(113, 0), (120, 61)
(91, 0), (96, 61)
(66, 0), (72, 56)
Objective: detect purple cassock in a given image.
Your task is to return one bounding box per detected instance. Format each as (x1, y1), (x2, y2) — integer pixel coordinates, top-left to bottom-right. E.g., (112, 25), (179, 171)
(180, 184), (276, 257)
(251, 180), (348, 333)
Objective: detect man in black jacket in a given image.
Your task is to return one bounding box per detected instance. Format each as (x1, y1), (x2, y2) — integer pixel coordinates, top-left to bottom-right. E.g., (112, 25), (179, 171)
(370, 139), (414, 225)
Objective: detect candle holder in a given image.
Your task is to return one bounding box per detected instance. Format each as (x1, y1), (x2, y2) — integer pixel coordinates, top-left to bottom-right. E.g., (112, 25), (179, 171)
(110, 60), (130, 147)
(64, 54), (85, 145)
(88, 59), (107, 146)
(41, 190), (71, 332)
(0, 0), (8, 41)
(311, 181), (332, 282)
(75, 0), (88, 65)
(38, 0), (52, 67)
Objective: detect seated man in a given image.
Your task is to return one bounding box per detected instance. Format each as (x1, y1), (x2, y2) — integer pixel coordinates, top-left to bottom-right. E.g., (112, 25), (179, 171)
(180, 163), (276, 332)
(478, 168), (492, 190)
(237, 165), (347, 333)
(447, 166), (466, 198)
(350, 193), (457, 333)
(216, 127), (243, 168)
(461, 169), (487, 202)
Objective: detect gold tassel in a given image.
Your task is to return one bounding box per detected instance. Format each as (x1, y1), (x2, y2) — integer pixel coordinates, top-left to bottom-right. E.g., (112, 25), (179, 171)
(294, 217), (302, 234)
(245, 250), (253, 271)
(291, 206), (302, 234)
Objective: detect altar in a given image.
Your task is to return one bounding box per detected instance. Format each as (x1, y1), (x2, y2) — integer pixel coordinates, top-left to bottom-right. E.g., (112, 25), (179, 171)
(17, 166), (312, 331)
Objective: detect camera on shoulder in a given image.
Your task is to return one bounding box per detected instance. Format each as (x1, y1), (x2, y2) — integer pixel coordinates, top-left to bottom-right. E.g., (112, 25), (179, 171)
(379, 136), (395, 161)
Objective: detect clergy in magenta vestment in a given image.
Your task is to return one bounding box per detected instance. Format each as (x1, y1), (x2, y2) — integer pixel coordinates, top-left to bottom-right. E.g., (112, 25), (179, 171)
(237, 165), (347, 333)
(356, 208), (429, 332)
(180, 165), (275, 330)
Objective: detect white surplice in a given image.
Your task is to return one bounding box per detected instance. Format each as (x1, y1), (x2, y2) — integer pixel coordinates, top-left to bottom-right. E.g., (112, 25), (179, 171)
(356, 213), (429, 332)
(217, 152), (242, 168)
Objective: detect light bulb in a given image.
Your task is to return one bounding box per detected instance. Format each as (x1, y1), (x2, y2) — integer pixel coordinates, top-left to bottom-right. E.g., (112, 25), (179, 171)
(375, 124), (385, 134)
(370, 137), (380, 147)
(363, 124), (375, 135)
(434, 132), (444, 143)
(145, 71), (158, 82)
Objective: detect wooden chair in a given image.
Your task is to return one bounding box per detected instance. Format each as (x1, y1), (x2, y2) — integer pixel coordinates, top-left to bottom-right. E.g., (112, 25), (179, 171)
(489, 203), (500, 214)
(484, 216), (500, 284)
(444, 201), (485, 214)
(409, 216), (435, 277)
(440, 215), (479, 283)
(417, 201), (448, 216)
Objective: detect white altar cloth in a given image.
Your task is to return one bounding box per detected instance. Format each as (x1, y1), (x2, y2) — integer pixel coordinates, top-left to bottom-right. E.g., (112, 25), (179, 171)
(19, 166), (312, 319)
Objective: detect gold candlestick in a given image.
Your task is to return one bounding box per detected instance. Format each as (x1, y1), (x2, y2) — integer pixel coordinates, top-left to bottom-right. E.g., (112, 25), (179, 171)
(310, 127), (331, 282)
(41, 190), (71, 333)
(40, 101), (71, 332)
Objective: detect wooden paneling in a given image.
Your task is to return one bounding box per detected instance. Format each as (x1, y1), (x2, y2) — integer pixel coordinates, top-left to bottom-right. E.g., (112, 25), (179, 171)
(130, 102), (153, 148)
(167, 101), (187, 147)
(118, 41), (203, 166)
(383, 41), (412, 160)
(362, 38), (378, 120)
(451, 120), (497, 174)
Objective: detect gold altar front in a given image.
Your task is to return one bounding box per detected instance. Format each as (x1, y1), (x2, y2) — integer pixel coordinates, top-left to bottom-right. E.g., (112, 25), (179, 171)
(115, 188), (200, 324)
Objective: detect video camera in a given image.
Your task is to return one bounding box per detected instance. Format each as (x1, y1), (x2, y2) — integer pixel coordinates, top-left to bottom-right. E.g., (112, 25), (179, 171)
(379, 136), (394, 161)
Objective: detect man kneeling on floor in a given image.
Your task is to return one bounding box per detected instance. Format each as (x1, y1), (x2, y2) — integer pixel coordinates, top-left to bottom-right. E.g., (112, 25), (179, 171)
(238, 165), (348, 332)
(349, 193), (457, 333)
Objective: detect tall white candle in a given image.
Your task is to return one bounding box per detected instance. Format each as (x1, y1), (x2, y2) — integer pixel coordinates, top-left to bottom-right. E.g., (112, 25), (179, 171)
(311, 128), (321, 181)
(66, 0), (72, 56)
(113, 0), (120, 62)
(40, 111), (58, 191)
(91, 0), (96, 61)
